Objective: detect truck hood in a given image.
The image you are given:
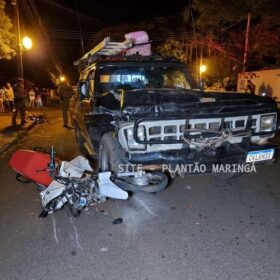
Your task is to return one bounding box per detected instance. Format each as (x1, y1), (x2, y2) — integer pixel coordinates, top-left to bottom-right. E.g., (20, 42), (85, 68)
(121, 88), (277, 119)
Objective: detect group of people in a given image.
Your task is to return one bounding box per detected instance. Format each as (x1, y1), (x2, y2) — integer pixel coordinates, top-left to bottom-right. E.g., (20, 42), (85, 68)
(1, 77), (74, 128)
(0, 81), (51, 114)
(27, 88), (48, 109)
(0, 78), (53, 126)
(21, 87), (49, 109)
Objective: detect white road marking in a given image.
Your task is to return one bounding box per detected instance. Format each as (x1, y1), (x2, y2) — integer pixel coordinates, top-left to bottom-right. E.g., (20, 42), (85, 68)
(70, 217), (83, 250)
(51, 216), (59, 245)
(134, 196), (157, 217)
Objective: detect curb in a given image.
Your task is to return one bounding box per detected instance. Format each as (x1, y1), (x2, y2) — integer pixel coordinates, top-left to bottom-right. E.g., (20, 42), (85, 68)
(0, 121), (37, 154)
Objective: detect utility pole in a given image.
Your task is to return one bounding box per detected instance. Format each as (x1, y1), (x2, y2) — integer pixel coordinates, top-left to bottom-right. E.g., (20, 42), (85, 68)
(243, 13), (251, 72)
(76, 0), (85, 54)
(12, 0), (23, 78)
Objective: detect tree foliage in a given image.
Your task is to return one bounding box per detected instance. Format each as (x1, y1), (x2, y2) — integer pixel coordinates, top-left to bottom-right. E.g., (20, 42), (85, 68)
(0, 0), (15, 60)
(192, 0), (280, 78)
(192, 0), (280, 30)
(157, 38), (185, 61)
(250, 17), (280, 64)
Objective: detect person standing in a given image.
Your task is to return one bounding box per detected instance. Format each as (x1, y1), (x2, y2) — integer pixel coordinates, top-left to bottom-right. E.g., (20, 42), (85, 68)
(246, 80), (256, 94)
(58, 80), (74, 128)
(46, 88), (51, 105)
(5, 82), (14, 112)
(41, 88), (47, 106)
(36, 94), (43, 108)
(12, 78), (27, 126)
(28, 88), (36, 108)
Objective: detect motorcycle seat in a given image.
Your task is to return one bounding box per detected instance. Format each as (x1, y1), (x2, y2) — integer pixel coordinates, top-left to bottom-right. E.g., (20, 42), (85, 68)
(9, 150), (54, 187)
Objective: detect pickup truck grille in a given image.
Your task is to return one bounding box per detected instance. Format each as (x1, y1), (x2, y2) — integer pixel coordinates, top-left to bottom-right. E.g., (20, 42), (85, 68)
(141, 116), (257, 142)
(118, 113), (276, 153)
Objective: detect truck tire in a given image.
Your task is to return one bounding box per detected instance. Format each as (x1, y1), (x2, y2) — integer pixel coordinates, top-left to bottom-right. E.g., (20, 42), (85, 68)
(98, 133), (169, 193)
(98, 132), (126, 173)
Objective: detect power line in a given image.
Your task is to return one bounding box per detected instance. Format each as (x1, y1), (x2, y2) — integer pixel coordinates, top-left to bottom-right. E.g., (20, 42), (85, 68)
(22, 0), (63, 73)
(188, 0), (198, 62)
(44, 0), (104, 26)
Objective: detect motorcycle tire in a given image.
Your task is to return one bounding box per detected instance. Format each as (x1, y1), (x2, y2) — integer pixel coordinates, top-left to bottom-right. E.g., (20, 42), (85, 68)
(114, 171), (168, 193)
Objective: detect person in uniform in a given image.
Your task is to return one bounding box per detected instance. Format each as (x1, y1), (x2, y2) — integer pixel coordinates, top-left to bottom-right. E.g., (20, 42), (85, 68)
(12, 78), (27, 126)
(58, 80), (74, 128)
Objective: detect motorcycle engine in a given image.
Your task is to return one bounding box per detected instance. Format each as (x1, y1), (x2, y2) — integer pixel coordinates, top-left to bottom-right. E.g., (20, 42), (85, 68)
(66, 174), (106, 216)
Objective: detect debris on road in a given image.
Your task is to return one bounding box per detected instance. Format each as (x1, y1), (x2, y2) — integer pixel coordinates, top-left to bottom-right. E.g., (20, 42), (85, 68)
(100, 247), (109, 252)
(112, 218), (123, 224)
(27, 114), (47, 124)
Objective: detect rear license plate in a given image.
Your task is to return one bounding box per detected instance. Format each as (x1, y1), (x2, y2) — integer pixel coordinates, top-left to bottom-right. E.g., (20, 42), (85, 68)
(246, 149), (274, 163)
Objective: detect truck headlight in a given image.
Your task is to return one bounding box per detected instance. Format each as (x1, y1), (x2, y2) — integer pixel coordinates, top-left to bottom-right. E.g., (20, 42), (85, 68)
(260, 114), (276, 132)
(125, 126), (146, 150)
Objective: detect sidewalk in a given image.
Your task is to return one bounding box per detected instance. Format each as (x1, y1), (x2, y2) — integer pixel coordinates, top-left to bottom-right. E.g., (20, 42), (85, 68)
(0, 109), (44, 153)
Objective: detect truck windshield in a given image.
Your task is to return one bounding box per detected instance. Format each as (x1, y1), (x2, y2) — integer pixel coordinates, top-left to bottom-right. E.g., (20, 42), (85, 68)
(98, 65), (192, 93)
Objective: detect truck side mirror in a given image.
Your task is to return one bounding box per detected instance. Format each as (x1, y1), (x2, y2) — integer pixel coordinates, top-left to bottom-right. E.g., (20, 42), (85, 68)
(78, 81), (90, 100)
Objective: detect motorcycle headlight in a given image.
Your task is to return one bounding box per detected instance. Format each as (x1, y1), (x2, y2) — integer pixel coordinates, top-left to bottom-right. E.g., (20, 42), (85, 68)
(125, 126), (146, 151)
(260, 114), (276, 132)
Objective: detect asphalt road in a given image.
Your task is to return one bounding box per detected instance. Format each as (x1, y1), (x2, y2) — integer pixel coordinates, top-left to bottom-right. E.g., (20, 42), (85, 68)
(0, 107), (279, 280)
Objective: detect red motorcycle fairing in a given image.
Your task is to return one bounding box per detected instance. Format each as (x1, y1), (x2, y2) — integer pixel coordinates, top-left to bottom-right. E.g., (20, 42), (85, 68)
(9, 150), (53, 187)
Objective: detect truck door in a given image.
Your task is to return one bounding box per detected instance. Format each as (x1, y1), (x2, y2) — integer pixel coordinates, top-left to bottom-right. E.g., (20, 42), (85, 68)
(73, 69), (96, 156)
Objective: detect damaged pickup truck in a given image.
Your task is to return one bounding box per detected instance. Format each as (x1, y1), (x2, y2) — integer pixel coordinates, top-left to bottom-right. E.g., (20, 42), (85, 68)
(70, 32), (278, 192)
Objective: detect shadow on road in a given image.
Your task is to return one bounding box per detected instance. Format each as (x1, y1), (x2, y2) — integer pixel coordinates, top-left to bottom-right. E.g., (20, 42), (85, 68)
(0, 125), (26, 136)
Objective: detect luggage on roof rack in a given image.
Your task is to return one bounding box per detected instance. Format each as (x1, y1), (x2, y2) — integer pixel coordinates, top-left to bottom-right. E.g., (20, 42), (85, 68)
(74, 31), (152, 72)
(74, 37), (133, 70)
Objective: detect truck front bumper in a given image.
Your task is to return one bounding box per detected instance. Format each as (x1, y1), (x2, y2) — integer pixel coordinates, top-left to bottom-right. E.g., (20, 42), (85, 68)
(128, 142), (279, 175)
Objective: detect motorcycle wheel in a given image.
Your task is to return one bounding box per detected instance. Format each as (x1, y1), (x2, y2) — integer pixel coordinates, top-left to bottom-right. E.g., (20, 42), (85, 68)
(114, 171), (168, 193)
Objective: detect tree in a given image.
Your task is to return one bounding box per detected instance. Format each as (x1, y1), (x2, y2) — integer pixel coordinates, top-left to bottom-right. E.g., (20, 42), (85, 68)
(192, 0), (280, 30)
(190, 0), (280, 74)
(0, 0), (15, 60)
(249, 17), (280, 66)
(157, 38), (185, 61)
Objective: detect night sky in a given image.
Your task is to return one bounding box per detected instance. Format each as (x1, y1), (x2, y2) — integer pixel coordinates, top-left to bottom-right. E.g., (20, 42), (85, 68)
(45, 0), (186, 27)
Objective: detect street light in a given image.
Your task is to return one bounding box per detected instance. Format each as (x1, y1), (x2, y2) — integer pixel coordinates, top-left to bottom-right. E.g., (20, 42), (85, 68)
(199, 64), (207, 74)
(199, 64), (207, 90)
(22, 36), (32, 50)
(59, 75), (66, 83)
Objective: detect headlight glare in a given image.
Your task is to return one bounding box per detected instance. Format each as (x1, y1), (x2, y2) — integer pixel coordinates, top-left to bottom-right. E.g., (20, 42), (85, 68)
(125, 126), (146, 150)
(260, 114), (276, 132)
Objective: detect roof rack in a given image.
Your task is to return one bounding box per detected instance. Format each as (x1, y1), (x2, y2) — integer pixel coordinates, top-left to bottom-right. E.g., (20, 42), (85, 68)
(74, 37), (133, 72)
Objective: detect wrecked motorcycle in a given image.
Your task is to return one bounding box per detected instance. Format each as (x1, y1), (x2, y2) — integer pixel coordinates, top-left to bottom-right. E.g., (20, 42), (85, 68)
(9, 147), (132, 217)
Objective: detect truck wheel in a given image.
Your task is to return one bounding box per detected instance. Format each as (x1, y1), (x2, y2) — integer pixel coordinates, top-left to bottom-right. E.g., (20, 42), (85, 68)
(98, 132), (126, 173)
(99, 133), (168, 192)
(114, 172), (168, 193)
